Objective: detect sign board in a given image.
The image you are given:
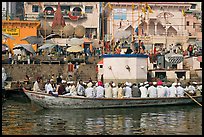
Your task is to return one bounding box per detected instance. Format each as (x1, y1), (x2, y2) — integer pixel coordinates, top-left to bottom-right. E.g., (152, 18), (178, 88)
(2, 28), (20, 36)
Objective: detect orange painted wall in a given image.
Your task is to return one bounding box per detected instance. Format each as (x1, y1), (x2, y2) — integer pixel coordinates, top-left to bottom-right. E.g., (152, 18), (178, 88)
(2, 20), (41, 52)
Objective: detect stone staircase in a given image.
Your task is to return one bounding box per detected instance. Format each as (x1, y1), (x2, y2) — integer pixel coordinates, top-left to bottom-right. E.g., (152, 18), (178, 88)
(77, 63), (97, 82)
(190, 70), (201, 82)
(183, 59), (200, 82)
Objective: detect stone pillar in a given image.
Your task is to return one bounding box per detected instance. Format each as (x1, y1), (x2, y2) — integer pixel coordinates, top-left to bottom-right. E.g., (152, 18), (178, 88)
(147, 22), (149, 35)
(154, 22), (157, 35)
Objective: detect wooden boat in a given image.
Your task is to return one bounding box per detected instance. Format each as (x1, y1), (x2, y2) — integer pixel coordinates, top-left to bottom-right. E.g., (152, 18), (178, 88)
(22, 88), (202, 109)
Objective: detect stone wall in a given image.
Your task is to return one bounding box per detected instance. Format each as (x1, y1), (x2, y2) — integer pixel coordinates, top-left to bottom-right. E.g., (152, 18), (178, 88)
(2, 64), (97, 82)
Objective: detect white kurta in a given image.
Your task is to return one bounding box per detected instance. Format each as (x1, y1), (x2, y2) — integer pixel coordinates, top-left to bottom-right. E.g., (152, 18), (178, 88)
(45, 83), (54, 93)
(105, 86), (113, 98)
(169, 86), (177, 97)
(163, 86), (169, 97)
(148, 86), (157, 98)
(85, 87), (94, 98)
(157, 86), (165, 98)
(139, 86), (148, 98)
(124, 86), (132, 98)
(95, 86), (105, 98)
(112, 87), (118, 98)
(33, 81), (42, 92)
(188, 85), (196, 94)
(176, 86), (184, 97)
(77, 84), (85, 96)
(70, 85), (77, 96)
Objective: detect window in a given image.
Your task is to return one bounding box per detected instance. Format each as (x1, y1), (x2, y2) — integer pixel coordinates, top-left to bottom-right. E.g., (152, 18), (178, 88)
(186, 21), (190, 26)
(100, 65), (103, 68)
(191, 4), (196, 9)
(61, 6), (70, 15)
(193, 23), (195, 28)
(85, 6), (93, 13)
(172, 64), (177, 69)
(32, 5), (39, 12)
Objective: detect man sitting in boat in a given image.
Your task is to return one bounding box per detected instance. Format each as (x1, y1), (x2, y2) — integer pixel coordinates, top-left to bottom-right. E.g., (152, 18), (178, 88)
(176, 83), (184, 97)
(169, 83), (177, 97)
(139, 83), (148, 98)
(157, 81), (165, 98)
(147, 82), (157, 98)
(33, 77), (43, 92)
(117, 83), (123, 98)
(85, 82), (94, 98)
(165, 82), (172, 97)
(95, 81), (105, 98)
(45, 79), (56, 94)
(76, 80), (85, 96)
(70, 82), (77, 96)
(197, 84), (202, 96)
(131, 83), (141, 97)
(104, 82), (113, 98)
(123, 82), (132, 98)
(112, 83), (118, 98)
(56, 80), (66, 95)
(185, 82), (196, 96)
(194, 83), (201, 96)
(65, 81), (72, 93)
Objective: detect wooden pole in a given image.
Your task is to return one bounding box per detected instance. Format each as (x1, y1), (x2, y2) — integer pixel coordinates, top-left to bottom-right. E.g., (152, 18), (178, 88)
(112, 9), (114, 54)
(138, 2), (141, 41)
(102, 2), (105, 55)
(131, 2), (134, 42)
(184, 91), (202, 107)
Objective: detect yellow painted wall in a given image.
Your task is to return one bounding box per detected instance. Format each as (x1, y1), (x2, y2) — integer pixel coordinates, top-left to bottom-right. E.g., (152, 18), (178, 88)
(2, 20), (41, 52)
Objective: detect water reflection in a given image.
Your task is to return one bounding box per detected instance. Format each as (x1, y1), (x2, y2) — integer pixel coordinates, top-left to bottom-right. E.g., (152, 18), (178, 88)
(2, 99), (202, 135)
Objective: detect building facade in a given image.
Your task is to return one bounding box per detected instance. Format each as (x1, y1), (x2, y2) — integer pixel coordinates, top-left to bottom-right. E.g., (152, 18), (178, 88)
(2, 2), (24, 20)
(24, 2), (100, 41)
(104, 2), (200, 50)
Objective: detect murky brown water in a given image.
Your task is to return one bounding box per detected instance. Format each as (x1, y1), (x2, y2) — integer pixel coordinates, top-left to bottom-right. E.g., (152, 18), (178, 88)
(2, 98), (202, 135)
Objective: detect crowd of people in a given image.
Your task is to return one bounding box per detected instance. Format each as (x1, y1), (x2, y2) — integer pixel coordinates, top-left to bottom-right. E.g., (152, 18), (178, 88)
(32, 77), (202, 98)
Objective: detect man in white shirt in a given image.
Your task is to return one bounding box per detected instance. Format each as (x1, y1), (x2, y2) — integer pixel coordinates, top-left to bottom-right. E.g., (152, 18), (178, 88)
(104, 82), (113, 98)
(85, 82), (94, 98)
(176, 83), (184, 97)
(45, 79), (54, 94)
(112, 83), (118, 98)
(124, 82), (132, 98)
(33, 77), (42, 92)
(157, 81), (165, 98)
(76, 80), (85, 96)
(95, 81), (105, 98)
(139, 83), (148, 98)
(148, 82), (157, 98)
(169, 83), (177, 97)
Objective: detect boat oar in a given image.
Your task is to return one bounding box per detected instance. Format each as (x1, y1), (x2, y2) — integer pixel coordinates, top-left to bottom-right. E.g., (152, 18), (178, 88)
(184, 91), (202, 107)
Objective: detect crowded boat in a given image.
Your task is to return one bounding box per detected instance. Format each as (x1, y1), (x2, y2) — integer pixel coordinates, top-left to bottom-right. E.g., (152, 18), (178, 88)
(30, 76), (202, 99)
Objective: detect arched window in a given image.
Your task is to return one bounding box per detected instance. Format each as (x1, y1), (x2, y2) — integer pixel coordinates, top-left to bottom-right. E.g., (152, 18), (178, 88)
(72, 7), (82, 16)
(44, 6), (55, 15)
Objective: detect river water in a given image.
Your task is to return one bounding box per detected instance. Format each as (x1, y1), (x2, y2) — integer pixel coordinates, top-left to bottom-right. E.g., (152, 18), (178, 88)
(2, 97), (202, 135)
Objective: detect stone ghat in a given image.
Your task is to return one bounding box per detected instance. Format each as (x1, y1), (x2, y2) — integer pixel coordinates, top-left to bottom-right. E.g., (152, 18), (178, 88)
(2, 64), (97, 83)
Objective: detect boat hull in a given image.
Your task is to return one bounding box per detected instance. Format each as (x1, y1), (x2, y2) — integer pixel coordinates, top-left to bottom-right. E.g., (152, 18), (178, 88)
(23, 89), (202, 109)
